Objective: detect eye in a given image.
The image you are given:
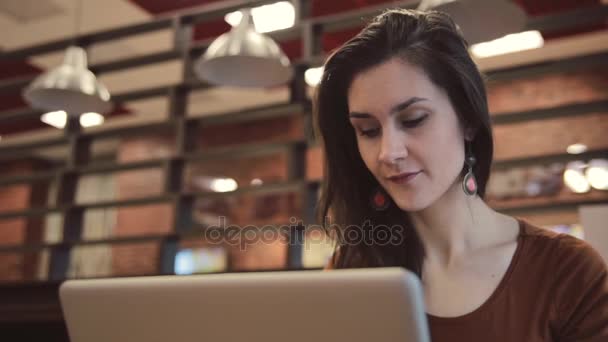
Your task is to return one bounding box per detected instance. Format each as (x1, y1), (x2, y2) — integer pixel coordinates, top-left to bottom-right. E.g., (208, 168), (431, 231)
(358, 127), (380, 138)
(401, 114), (428, 128)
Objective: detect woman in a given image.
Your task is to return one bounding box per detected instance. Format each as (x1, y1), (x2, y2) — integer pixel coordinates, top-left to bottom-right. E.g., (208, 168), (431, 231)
(315, 8), (607, 341)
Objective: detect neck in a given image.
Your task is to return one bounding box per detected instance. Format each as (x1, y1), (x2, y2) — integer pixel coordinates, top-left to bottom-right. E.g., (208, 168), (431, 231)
(409, 180), (504, 269)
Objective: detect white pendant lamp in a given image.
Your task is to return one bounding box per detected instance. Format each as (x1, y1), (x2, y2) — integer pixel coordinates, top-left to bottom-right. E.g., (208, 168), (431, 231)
(22, 0), (111, 116)
(23, 46), (111, 114)
(194, 9), (293, 88)
(418, 0), (527, 44)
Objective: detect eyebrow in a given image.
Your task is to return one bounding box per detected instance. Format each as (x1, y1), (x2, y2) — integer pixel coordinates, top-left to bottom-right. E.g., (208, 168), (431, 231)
(349, 97), (428, 119)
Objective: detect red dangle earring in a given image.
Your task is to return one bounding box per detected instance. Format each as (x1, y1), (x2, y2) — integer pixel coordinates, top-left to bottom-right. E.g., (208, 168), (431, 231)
(370, 186), (390, 211)
(463, 142), (478, 197)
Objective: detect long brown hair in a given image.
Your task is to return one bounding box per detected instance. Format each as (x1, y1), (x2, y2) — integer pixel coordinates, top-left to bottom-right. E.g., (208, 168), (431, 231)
(313, 9), (493, 277)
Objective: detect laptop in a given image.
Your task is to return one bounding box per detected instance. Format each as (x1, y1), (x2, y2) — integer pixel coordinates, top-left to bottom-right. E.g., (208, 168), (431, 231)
(60, 267), (431, 342)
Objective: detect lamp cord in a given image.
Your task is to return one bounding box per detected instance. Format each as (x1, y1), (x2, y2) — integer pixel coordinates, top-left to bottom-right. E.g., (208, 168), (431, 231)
(73, 0), (83, 45)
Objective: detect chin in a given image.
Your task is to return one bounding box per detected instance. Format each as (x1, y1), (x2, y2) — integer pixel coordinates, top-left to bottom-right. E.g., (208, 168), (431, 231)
(392, 195), (433, 212)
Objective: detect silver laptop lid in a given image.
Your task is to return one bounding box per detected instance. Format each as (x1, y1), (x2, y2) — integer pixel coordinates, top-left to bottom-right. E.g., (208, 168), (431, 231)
(60, 267), (430, 342)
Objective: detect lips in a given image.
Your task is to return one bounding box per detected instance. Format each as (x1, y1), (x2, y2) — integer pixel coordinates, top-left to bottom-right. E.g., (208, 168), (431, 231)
(387, 171), (421, 184)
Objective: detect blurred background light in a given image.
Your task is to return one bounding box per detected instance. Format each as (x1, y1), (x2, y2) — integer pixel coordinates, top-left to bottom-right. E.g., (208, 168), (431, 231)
(586, 159), (608, 190)
(471, 30), (544, 58)
(566, 143), (588, 155)
(305, 66), (324, 87)
(225, 1), (295, 33)
(564, 161), (591, 193)
(41, 110), (104, 128)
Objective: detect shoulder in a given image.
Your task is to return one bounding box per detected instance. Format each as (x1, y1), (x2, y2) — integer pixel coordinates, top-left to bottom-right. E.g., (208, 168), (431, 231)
(518, 218), (562, 241)
(518, 219), (608, 338)
(518, 218), (605, 272)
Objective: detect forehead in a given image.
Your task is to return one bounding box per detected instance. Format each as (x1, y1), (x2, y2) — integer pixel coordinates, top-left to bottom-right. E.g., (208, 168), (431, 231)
(347, 57), (442, 115)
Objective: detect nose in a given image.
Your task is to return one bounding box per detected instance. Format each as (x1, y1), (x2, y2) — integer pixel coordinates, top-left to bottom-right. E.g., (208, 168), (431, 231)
(378, 127), (408, 166)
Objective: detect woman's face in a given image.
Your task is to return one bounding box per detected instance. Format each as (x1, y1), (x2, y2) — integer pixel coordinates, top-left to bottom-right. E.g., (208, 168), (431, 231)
(347, 57), (467, 211)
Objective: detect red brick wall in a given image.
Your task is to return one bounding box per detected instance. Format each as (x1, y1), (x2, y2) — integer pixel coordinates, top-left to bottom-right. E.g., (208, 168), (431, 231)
(487, 68), (608, 161)
(109, 116), (304, 275)
(1, 65), (607, 280)
(199, 114), (304, 147)
(493, 112), (608, 160)
(0, 162), (34, 281)
(112, 136), (174, 276)
(487, 67), (608, 113)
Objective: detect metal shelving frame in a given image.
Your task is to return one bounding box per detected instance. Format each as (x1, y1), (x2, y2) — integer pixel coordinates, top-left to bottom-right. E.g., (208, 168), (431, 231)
(0, 0), (607, 284)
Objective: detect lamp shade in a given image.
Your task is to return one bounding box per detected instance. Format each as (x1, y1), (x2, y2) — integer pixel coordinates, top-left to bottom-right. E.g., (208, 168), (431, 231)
(23, 46), (112, 115)
(194, 9), (293, 87)
(418, 0), (527, 44)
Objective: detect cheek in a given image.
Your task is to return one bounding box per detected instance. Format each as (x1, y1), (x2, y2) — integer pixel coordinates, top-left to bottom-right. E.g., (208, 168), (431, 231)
(425, 119), (465, 176)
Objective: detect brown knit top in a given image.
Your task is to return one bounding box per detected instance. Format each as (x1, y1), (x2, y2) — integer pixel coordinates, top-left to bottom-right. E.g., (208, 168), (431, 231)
(325, 219), (608, 341)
